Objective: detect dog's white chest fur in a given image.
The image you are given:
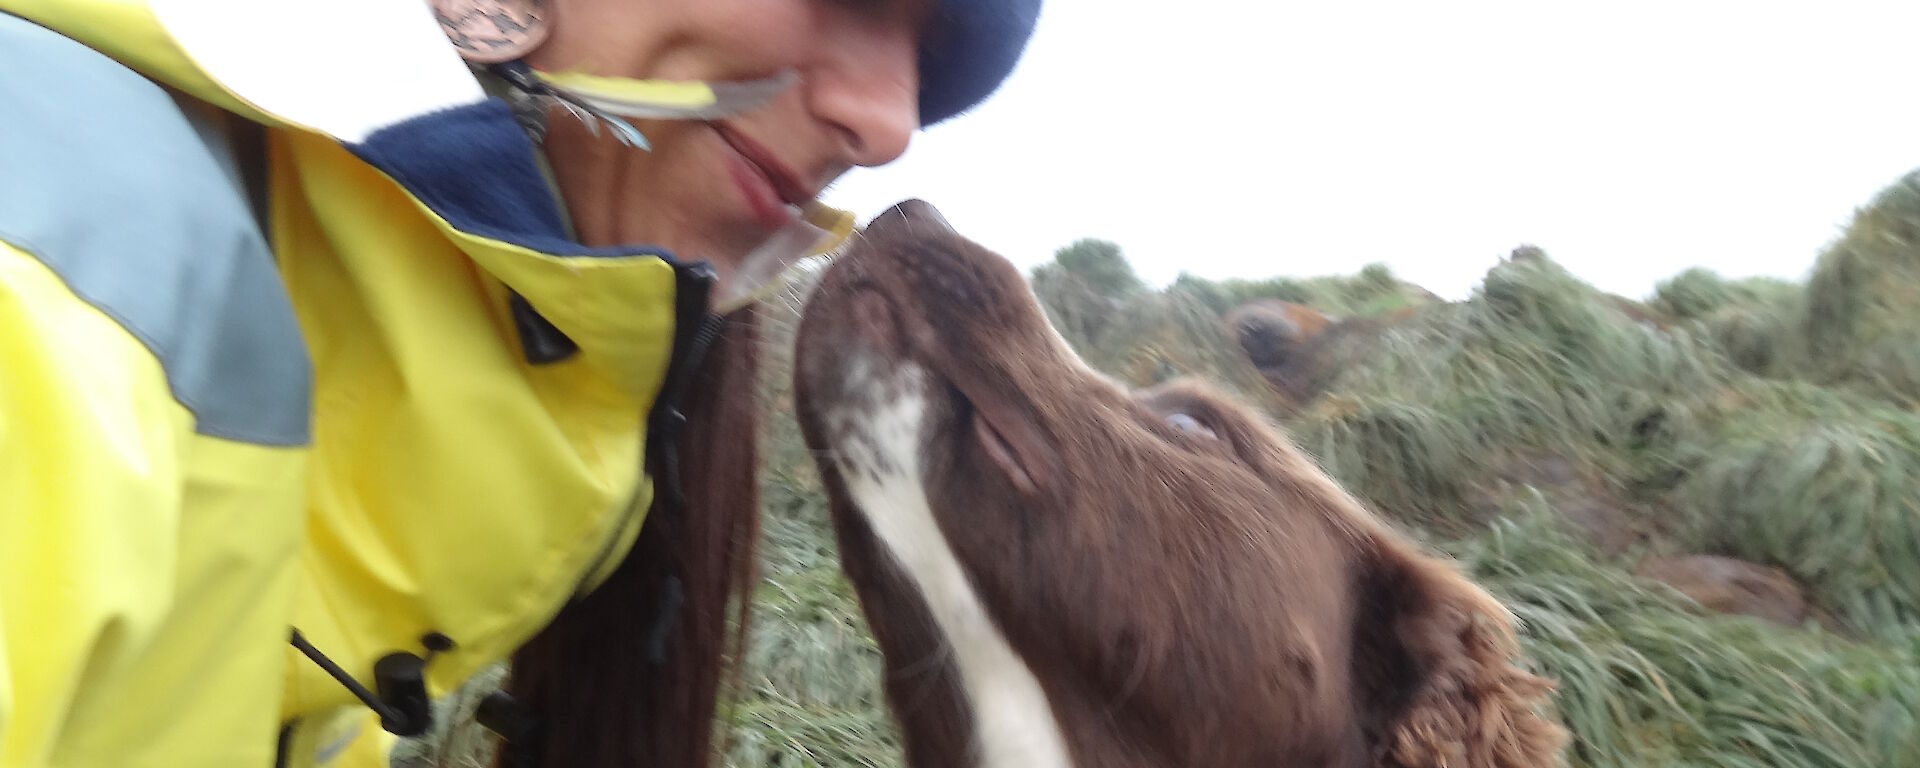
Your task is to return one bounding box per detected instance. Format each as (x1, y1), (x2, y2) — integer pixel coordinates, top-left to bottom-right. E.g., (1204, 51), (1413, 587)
(827, 364), (1074, 768)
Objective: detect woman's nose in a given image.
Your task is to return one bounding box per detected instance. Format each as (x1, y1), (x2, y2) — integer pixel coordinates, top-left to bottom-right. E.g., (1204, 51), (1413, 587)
(807, 20), (921, 168)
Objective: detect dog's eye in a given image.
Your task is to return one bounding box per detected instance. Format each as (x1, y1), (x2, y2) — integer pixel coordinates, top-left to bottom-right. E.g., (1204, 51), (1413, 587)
(1165, 412), (1217, 440)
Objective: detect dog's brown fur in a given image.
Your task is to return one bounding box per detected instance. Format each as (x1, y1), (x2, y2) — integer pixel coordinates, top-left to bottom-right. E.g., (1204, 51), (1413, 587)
(794, 200), (1568, 767)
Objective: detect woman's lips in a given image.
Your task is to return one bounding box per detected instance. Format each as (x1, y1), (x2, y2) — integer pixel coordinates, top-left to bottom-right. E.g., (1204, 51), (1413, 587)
(723, 151), (797, 230)
(715, 125), (805, 231)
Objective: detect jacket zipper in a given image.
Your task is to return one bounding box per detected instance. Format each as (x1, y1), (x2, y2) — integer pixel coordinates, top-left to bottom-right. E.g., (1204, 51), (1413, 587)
(573, 261), (722, 597)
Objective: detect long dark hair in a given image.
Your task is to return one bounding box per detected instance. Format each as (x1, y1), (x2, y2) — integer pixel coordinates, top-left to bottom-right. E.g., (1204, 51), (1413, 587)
(504, 307), (763, 768)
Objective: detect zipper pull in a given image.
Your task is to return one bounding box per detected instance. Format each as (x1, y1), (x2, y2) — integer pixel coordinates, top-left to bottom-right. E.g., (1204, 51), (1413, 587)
(648, 263), (721, 511)
(509, 291), (579, 364)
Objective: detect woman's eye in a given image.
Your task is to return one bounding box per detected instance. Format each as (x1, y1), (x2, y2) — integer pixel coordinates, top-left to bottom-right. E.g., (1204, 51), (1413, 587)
(1165, 412), (1217, 440)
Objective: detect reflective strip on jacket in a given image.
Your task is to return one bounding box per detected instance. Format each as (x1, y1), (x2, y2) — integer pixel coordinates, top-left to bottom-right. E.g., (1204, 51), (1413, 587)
(0, 1), (849, 765)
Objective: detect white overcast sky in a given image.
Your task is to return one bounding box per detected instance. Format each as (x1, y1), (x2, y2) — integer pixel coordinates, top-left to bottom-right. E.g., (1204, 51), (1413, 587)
(822, 0), (1920, 301)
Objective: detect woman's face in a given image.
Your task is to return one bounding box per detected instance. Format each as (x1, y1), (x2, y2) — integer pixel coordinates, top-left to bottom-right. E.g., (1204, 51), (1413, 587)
(526, 0), (926, 280)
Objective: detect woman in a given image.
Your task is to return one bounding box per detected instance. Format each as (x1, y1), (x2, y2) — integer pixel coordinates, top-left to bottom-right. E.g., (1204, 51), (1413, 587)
(0, 0), (1038, 766)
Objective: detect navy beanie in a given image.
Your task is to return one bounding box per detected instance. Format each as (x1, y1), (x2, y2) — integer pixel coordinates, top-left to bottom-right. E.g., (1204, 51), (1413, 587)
(917, 0), (1042, 126)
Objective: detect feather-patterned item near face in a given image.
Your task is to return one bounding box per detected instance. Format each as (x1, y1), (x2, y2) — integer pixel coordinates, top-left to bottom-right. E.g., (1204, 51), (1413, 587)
(488, 61), (799, 151)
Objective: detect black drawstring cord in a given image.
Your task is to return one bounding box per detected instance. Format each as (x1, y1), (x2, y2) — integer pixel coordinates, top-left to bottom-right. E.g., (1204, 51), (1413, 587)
(274, 722), (295, 768)
(287, 630), (453, 739)
(289, 630), (403, 725)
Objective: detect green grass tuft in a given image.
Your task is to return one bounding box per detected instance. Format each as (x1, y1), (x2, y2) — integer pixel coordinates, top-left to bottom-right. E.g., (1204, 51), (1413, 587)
(1799, 170), (1920, 407)
(1658, 382), (1920, 639)
(1455, 512), (1920, 768)
(1283, 255), (1728, 527)
(1652, 267), (1800, 324)
(1167, 264), (1433, 320)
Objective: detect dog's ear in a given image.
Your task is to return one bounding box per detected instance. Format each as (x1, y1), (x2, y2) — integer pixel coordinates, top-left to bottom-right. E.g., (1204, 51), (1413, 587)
(1353, 547), (1570, 768)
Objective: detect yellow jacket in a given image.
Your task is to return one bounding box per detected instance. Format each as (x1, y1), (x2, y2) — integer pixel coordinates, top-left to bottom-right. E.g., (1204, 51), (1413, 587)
(0, 2), (848, 765)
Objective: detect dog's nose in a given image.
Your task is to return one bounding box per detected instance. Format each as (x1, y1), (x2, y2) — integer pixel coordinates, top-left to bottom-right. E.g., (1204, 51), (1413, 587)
(867, 198), (953, 237)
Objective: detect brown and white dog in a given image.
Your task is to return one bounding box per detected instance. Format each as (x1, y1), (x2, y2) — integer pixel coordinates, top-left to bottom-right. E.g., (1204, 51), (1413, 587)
(793, 200), (1568, 768)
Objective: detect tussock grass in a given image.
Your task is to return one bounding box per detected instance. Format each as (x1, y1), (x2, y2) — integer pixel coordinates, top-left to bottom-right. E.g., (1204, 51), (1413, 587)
(1650, 268), (1803, 377)
(1291, 395), (1478, 524)
(1699, 299), (1798, 377)
(1799, 170), (1920, 408)
(1659, 382), (1920, 639)
(1169, 262), (1432, 319)
(1652, 268), (1800, 324)
(1456, 511), (1920, 768)
(1285, 256), (1729, 524)
(724, 489), (899, 768)
(1352, 256), (1725, 445)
